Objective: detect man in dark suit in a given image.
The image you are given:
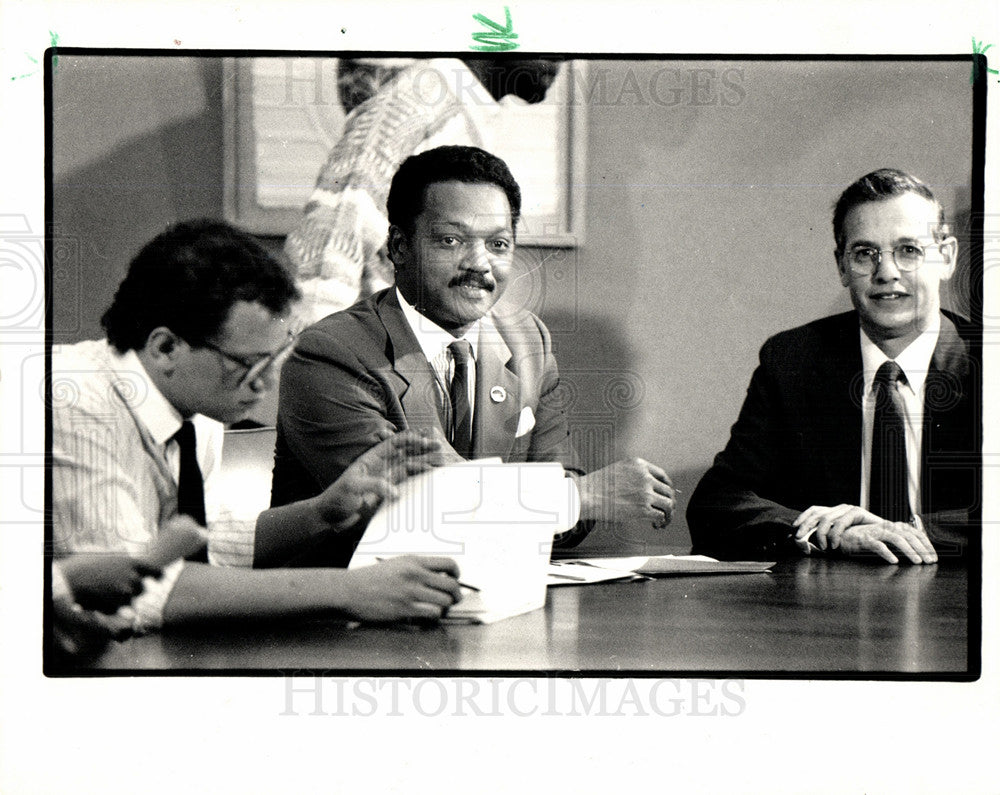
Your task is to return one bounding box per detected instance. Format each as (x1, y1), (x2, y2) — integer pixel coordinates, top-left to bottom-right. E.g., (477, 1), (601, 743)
(688, 168), (978, 563)
(273, 145), (676, 566)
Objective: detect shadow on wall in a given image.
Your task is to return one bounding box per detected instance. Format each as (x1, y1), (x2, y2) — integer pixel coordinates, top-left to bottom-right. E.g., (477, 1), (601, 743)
(52, 60), (225, 344)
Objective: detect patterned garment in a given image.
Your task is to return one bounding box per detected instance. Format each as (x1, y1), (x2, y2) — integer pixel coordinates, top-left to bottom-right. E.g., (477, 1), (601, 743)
(284, 58), (496, 322)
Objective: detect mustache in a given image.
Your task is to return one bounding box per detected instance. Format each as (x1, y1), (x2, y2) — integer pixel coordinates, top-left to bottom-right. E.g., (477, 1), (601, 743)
(450, 275), (496, 291)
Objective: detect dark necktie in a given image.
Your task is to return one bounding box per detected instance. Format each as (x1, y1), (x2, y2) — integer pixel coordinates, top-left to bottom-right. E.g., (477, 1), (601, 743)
(448, 340), (474, 458)
(174, 419), (208, 561)
(869, 361), (910, 523)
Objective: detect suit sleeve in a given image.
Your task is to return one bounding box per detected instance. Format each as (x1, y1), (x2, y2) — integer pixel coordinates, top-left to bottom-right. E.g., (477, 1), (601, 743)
(687, 341), (802, 560)
(524, 315), (580, 473)
(273, 325), (398, 504)
(522, 316), (592, 548)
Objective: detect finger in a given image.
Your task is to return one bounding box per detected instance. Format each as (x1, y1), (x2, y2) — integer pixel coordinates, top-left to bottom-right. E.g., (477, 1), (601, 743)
(906, 523), (937, 561)
(406, 601), (445, 620)
(827, 511), (864, 549)
(392, 430), (442, 453)
(649, 477), (675, 499)
(353, 474), (396, 501)
(414, 556), (461, 579)
(879, 531), (923, 564)
(649, 493), (675, 516)
(900, 525), (937, 563)
(813, 527), (828, 551)
(862, 536), (900, 564)
(644, 462), (673, 487)
(411, 581), (462, 608)
(827, 521), (847, 549)
(794, 506), (828, 527)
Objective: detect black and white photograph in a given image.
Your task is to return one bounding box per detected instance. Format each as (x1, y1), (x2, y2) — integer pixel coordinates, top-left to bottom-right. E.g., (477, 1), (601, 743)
(1, 2), (997, 793)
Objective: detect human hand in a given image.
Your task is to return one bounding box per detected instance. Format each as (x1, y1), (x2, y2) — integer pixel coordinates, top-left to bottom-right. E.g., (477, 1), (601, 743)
(340, 555), (463, 622)
(794, 504), (883, 552)
(793, 504), (936, 563)
(58, 553), (163, 613)
(314, 430), (447, 528)
(576, 458), (676, 528)
(424, 426), (466, 467)
(837, 522), (938, 564)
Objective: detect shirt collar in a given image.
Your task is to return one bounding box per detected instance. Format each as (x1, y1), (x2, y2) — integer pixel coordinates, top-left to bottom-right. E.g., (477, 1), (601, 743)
(396, 287), (480, 361)
(859, 314), (940, 395)
(111, 347), (185, 446)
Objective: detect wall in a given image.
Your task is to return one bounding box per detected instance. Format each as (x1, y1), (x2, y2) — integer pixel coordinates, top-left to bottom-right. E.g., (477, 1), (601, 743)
(52, 56), (225, 343)
(51, 56), (974, 548)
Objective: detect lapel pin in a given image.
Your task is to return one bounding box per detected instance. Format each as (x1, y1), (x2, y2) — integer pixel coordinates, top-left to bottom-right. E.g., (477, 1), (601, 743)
(490, 385), (507, 403)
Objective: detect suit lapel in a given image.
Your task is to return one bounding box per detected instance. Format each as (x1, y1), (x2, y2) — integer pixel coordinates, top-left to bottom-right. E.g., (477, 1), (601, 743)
(812, 313), (864, 504)
(473, 317), (521, 459)
(920, 313), (973, 509)
(375, 290), (449, 435)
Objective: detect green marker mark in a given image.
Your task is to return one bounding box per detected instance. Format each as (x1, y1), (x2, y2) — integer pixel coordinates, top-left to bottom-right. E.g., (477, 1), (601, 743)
(471, 6), (518, 52)
(50, 30), (60, 72)
(9, 31), (58, 81)
(971, 37), (998, 83)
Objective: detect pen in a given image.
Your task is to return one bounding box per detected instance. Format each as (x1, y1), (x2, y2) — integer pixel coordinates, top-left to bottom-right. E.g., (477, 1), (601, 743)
(375, 557), (478, 591)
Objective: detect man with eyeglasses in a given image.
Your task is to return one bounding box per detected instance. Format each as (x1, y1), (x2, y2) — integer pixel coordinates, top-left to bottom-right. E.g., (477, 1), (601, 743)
(688, 168), (978, 564)
(51, 220), (464, 651)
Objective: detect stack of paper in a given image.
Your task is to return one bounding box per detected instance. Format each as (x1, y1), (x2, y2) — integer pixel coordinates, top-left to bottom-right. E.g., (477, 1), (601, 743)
(350, 459), (581, 623)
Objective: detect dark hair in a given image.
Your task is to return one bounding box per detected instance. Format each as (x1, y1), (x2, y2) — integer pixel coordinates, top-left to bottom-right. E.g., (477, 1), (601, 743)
(101, 219), (301, 352)
(832, 168), (946, 251)
(386, 145), (522, 234)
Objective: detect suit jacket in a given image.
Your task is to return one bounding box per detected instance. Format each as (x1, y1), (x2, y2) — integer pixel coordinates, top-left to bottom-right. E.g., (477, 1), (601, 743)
(687, 311), (980, 561)
(270, 288), (580, 565)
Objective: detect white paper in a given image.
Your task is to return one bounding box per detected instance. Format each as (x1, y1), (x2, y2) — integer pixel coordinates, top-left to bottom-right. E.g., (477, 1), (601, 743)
(351, 460), (581, 622)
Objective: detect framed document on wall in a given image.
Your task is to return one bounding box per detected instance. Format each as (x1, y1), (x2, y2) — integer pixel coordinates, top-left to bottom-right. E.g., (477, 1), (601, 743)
(222, 57), (587, 246)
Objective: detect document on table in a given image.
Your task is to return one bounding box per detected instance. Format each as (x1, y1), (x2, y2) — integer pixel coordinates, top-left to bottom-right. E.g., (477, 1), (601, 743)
(546, 561), (640, 586)
(350, 459), (581, 624)
(549, 555), (774, 582)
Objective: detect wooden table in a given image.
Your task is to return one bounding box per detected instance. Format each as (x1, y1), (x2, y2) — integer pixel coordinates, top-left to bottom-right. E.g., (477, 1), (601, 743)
(80, 555), (974, 677)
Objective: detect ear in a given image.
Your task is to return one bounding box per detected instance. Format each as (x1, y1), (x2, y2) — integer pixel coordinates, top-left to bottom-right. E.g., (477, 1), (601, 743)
(936, 236), (958, 280)
(387, 225), (411, 270)
(143, 327), (184, 374)
(835, 249), (851, 287)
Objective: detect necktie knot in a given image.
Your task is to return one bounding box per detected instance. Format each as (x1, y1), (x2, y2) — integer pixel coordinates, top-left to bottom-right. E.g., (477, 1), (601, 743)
(873, 361), (905, 409)
(449, 339), (473, 367)
(173, 419), (197, 450)
(875, 360), (904, 388)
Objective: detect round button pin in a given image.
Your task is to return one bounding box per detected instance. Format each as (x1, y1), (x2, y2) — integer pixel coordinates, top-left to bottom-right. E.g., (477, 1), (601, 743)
(490, 386), (507, 403)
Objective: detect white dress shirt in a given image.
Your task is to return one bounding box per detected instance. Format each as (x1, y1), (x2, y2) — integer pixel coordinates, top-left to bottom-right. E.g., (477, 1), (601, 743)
(51, 339), (254, 632)
(396, 288), (480, 440)
(858, 319), (940, 519)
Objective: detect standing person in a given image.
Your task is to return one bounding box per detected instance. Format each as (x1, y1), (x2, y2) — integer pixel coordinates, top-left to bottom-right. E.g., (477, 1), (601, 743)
(687, 169), (977, 563)
(283, 57), (562, 322)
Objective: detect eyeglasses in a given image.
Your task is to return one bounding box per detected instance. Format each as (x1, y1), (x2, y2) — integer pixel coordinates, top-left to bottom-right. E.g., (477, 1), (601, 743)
(200, 329), (300, 389)
(842, 243), (937, 276)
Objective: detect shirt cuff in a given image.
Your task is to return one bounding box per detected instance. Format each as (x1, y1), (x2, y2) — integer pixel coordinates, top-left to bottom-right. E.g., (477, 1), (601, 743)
(120, 558), (185, 634)
(207, 509), (258, 569)
(51, 561), (73, 602)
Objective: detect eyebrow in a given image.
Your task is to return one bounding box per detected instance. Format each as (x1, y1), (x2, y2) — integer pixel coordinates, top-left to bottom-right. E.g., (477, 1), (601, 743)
(427, 221), (513, 236)
(847, 235), (926, 248)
